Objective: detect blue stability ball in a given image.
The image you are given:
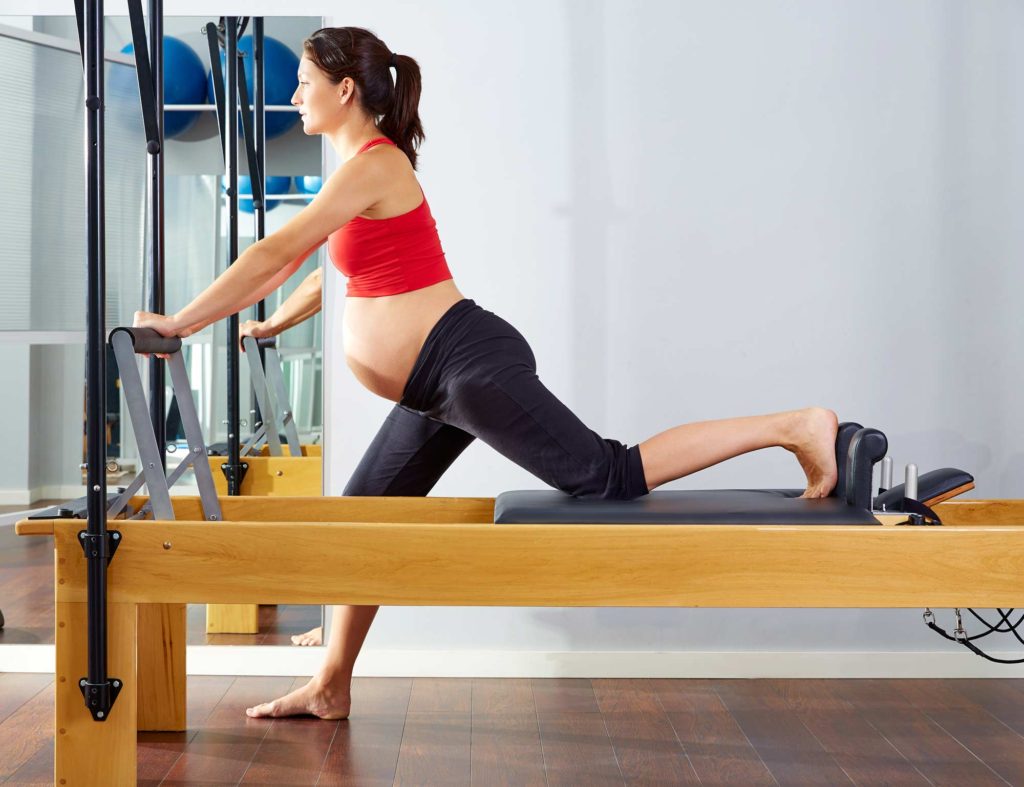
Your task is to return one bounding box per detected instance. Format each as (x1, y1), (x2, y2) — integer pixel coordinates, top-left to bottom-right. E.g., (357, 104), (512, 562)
(295, 175), (323, 203)
(117, 36), (207, 139)
(207, 35), (301, 140)
(222, 175), (292, 213)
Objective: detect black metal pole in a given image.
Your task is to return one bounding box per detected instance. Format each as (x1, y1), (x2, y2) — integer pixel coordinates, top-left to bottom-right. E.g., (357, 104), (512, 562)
(82, 0), (119, 722)
(147, 0), (166, 467)
(253, 18), (268, 420)
(254, 18), (266, 301)
(225, 18), (241, 495)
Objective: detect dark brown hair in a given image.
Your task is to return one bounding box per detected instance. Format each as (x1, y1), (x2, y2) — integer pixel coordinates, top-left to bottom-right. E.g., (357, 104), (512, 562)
(303, 27), (424, 169)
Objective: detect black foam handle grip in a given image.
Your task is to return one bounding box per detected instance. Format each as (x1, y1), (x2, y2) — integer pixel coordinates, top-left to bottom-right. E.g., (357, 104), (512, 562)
(108, 327), (182, 355)
(256, 337), (277, 349)
(832, 422), (863, 499)
(845, 427), (889, 509)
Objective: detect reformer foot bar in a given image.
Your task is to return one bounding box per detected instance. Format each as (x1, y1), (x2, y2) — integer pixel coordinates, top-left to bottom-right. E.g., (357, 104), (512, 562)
(17, 328), (1024, 785)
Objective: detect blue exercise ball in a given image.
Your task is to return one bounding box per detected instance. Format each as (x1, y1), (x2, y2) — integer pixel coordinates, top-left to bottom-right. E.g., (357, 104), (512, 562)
(207, 35), (300, 140)
(295, 175), (323, 203)
(222, 175), (292, 214)
(117, 36), (207, 139)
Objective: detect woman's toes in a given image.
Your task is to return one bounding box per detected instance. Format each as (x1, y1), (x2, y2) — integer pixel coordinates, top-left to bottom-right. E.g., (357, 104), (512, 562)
(244, 680), (351, 720)
(290, 626), (323, 647)
(246, 701), (278, 718)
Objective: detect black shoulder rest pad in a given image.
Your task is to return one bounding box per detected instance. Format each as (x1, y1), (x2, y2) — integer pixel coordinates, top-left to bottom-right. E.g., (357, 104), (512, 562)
(108, 326), (182, 355)
(494, 489), (880, 525)
(874, 468), (975, 509)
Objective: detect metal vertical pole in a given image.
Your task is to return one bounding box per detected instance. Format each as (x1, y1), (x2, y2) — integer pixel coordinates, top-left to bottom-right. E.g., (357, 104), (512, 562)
(83, 0), (120, 721)
(147, 0), (166, 466)
(254, 19), (266, 287)
(225, 18), (241, 495)
(253, 18), (267, 428)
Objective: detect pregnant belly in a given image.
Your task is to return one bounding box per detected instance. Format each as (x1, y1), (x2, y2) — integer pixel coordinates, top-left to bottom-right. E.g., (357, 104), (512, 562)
(342, 281), (464, 402)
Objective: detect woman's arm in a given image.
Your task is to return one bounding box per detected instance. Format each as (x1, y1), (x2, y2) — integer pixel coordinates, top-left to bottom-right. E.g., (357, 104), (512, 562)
(176, 244), (321, 337)
(134, 151), (392, 337)
(240, 268), (323, 343)
(266, 267), (323, 333)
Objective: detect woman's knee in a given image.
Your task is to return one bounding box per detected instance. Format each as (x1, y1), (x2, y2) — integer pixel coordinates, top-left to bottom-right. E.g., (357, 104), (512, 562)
(556, 440), (649, 501)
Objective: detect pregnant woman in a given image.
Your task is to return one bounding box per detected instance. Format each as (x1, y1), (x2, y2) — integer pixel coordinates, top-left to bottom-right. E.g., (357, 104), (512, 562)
(133, 26), (839, 719)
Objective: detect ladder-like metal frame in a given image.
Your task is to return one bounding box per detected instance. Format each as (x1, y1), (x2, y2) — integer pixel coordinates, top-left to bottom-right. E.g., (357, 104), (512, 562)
(241, 336), (302, 457)
(109, 329), (222, 523)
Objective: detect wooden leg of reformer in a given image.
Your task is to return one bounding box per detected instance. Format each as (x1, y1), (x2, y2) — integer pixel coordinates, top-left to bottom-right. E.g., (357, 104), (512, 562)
(56, 601), (137, 786)
(206, 603), (259, 634)
(137, 603), (186, 731)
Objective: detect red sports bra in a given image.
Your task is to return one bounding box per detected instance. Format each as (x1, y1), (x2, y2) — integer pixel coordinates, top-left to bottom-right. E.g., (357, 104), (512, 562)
(328, 138), (453, 297)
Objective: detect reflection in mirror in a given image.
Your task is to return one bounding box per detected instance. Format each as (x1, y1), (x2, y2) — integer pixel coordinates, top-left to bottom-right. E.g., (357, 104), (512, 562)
(0, 15), (324, 650)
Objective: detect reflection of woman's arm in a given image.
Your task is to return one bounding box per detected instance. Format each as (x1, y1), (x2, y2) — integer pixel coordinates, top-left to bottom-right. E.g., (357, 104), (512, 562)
(178, 245), (321, 337)
(265, 267), (323, 334)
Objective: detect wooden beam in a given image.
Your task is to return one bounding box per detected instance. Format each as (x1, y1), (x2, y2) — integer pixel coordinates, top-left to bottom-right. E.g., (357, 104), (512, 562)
(206, 603), (259, 634)
(136, 603), (187, 731)
(55, 601), (136, 786)
(148, 495), (496, 524)
(934, 499), (1024, 525)
(51, 519), (1024, 609)
(258, 444), (322, 457)
(15, 519), (55, 536)
(207, 456), (322, 496)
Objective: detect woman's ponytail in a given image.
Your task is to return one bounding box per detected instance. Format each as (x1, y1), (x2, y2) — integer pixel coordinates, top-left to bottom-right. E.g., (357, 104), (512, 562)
(379, 54), (425, 169)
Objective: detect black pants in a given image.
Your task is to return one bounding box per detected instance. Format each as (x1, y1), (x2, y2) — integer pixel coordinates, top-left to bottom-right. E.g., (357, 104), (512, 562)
(344, 299), (649, 501)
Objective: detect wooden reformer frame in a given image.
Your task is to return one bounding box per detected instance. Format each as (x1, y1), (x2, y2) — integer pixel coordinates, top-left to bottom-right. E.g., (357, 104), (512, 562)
(15, 495), (1024, 785)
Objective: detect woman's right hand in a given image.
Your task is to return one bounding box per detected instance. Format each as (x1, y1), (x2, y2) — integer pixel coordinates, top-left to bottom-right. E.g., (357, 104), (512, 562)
(239, 319), (275, 352)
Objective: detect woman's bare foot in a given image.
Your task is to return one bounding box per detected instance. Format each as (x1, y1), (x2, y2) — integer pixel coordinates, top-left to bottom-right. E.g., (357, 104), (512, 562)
(784, 407), (839, 498)
(291, 626), (323, 647)
(246, 675), (350, 719)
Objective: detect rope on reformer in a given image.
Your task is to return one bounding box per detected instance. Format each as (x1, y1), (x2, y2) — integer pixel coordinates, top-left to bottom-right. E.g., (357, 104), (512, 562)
(924, 608), (1024, 664)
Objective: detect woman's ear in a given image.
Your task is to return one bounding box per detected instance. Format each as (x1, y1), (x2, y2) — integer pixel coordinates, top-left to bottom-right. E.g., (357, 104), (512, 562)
(338, 76), (356, 105)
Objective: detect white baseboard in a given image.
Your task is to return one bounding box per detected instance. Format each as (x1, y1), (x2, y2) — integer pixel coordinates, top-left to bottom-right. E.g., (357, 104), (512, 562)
(0, 490), (32, 506)
(0, 485), (87, 506)
(3, 645), (1024, 678)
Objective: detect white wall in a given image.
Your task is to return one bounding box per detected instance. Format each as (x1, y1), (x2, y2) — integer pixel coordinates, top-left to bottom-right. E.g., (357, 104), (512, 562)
(0, 347), (31, 504)
(322, 0), (1024, 659)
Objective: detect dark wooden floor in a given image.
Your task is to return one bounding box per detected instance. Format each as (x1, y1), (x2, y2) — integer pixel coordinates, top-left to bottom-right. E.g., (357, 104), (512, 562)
(3, 674), (1024, 785)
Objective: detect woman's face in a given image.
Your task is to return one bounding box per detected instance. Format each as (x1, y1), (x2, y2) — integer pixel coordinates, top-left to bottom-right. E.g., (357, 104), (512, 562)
(292, 55), (353, 135)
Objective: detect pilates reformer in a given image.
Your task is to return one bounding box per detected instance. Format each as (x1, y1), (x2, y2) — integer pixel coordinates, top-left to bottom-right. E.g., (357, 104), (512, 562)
(24, 1), (1024, 782)
(17, 325), (1024, 785)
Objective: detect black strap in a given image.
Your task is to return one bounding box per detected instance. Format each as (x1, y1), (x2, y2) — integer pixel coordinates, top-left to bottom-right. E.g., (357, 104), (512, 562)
(205, 21), (227, 161)
(74, 0), (85, 67)
(234, 53), (265, 208)
(204, 17), (262, 206)
(126, 0), (161, 154)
